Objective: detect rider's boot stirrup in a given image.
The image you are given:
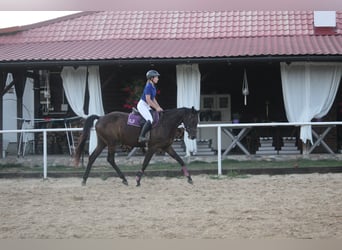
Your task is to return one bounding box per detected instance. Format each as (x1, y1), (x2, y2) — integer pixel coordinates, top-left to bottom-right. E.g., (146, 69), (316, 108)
(138, 120), (152, 143)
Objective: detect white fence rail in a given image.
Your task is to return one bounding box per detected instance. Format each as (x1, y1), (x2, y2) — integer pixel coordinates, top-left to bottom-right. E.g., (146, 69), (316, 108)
(0, 128), (82, 178)
(198, 121), (342, 175)
(1, 121), (342, 177)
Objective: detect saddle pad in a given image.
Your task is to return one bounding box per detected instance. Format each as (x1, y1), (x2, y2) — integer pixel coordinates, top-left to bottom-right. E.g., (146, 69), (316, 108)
(127, 111), (160, 127)
(127, 113), (142, 127)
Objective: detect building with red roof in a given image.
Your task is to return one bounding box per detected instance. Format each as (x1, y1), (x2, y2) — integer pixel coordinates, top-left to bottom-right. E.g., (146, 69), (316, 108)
(0, 11), (341, 64)
(1, 10), (342, 156)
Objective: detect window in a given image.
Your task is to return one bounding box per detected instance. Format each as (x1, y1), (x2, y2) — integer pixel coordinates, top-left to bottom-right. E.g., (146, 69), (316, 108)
(200, 94), (231, 121)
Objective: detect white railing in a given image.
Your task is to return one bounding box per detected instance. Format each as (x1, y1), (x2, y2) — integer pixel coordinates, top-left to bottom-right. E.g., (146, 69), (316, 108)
(1, 121), (342, 178)
(198, 121), (342, 175)
(0, 128), (82, 179)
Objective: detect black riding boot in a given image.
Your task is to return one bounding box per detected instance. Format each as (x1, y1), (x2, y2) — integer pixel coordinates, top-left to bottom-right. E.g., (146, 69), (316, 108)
(138, 120), (152, 143)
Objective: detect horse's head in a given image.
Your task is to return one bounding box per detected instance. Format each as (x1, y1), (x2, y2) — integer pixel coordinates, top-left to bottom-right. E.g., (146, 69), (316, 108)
(183, 107), (200, 140)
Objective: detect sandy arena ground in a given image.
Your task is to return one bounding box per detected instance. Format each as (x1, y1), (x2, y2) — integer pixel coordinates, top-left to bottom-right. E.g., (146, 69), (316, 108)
(0, 173), (342, 239)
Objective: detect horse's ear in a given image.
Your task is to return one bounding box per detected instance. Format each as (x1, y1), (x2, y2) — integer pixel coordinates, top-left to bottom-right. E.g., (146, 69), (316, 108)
(191, 106), (200, 114)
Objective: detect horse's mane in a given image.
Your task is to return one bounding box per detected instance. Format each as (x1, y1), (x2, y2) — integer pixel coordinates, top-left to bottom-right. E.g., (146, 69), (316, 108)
(159, 107), (189, 118)
(158, 107), (191, 125)
(161, 107), (189, 113)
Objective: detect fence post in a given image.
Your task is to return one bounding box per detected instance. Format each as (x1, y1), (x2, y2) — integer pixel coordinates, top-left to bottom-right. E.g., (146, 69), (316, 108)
(217, 125), (222, 175)
(43, 130), (47, 179)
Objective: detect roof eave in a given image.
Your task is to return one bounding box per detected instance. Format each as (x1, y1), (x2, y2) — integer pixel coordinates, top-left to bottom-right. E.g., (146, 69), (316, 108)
(1, 55), (342, 69)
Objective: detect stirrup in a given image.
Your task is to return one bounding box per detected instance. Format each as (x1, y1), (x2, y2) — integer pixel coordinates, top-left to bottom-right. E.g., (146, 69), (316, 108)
(138, 136), (149, 143)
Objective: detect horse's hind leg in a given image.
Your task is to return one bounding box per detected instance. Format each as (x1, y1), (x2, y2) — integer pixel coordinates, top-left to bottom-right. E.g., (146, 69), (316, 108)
(82, 143), (105, 186)
(164, 146), (193, 184)
(107, 146), (128, 185)
(135, 148), (156, 187)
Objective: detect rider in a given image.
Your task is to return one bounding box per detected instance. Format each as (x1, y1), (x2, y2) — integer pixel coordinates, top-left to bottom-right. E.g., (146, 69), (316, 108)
(137, 69), (163, 143)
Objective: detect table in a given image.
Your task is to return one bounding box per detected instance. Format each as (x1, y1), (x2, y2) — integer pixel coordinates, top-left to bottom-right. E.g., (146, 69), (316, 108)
(17, 116), (80, 156)
(308, 125), (336, 154)
(222, 127), (252, 156)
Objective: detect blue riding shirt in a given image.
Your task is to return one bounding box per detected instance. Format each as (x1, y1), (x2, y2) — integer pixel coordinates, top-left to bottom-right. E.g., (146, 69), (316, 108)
(140, 82), (156, 102)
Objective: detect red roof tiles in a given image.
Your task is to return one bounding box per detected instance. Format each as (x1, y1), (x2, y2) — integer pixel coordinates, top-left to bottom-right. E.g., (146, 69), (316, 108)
(0, 11), (341, 63)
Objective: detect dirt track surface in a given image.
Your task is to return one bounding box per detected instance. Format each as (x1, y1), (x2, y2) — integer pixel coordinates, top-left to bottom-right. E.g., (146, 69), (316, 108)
(1, 173), (342, 239)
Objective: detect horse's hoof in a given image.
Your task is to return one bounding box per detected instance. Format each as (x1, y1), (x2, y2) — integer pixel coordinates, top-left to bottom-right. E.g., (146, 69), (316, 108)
(187, 177), (193, 185)
(135, 171), (143, 187)
(81, 181), (86, 186)
(122, 179), (128, 186)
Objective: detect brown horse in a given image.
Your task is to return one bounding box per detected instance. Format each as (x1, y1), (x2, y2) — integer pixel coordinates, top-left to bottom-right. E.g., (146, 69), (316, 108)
(74, 107), (200, 186)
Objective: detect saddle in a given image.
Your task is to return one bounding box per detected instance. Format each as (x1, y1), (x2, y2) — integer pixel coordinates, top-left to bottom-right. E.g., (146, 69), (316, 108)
(127, 108), (159, 128)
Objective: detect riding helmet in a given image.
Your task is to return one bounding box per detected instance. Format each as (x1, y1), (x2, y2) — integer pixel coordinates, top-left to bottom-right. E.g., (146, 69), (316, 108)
(146, 70), (160, 80)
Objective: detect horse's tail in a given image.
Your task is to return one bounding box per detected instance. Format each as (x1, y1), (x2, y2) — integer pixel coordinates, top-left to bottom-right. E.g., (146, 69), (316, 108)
(74, 115), (100, 166)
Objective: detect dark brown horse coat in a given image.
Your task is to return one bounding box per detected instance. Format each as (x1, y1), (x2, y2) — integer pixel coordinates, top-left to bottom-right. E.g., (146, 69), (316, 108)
(74, 107), (199, 186)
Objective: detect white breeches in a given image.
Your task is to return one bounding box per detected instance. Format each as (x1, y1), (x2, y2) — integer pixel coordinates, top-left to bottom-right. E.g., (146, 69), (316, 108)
(137, 99), (153, 122)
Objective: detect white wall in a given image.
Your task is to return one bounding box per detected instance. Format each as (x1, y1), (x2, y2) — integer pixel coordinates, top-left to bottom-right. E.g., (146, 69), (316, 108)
(2, 74), (34, 154)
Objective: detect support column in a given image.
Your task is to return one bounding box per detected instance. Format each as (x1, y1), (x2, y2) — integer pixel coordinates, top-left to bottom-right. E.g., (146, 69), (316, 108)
(13, 71), (27, 151)
(0, 72), (7, 158)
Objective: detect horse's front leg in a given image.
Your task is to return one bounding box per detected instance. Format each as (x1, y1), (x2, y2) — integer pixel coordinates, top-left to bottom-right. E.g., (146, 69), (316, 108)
(164, 146), (193, 184)
(136, 148), (156, 187)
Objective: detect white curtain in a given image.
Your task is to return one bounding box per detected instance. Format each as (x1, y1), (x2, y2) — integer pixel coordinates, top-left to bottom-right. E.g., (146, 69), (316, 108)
(176, 64), (201, 156)
(61, 66), (88, 118)
(87, 66), (105, 153)
(281, 62), (342, 144)
(22, 76), (35, 142)
(61, 66), (105, 154)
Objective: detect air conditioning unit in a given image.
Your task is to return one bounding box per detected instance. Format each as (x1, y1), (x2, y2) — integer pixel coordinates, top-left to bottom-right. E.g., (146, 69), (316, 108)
(314, 11), (336, 27)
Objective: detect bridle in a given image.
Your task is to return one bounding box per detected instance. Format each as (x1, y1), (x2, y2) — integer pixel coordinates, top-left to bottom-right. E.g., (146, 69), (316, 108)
(183, 113), (198, 137)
